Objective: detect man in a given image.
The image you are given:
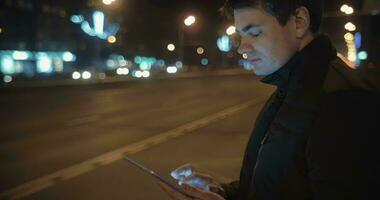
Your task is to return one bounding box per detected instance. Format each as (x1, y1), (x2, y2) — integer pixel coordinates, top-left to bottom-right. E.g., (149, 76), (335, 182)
(159, 0), (379, 199)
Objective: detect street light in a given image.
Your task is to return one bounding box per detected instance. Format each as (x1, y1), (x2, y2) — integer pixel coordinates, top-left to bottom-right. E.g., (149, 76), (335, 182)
(82, 71), (92, 79)
(72, 71), (81, 80)
(167, 43), (176, 51)
(93, 11), (105, 35)
(107, 35), (116, 43)
(184, 16), (196, 26)
(345, 7), (354, 15)
(102, 0), (115, 5)
(3, 75), (12, 83)
(226, 26), (236, 35)
(178, 15), (197, 65)
(344, 22), (356, 32)
(340, 4), (354, 15)
(197, 47), (204, 55)
(344, 32), (354, 41)
(340, 4), (349, 12)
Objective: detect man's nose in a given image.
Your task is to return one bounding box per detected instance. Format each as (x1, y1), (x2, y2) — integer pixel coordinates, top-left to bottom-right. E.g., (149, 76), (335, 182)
(237, 37), (254, 55)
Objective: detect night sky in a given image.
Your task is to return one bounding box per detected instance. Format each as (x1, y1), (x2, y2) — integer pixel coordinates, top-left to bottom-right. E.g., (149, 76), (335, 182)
(0, 0), (377, 61)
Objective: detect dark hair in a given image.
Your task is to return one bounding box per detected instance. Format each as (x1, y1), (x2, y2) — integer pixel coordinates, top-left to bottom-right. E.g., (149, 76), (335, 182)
(221, 0), (323, 33)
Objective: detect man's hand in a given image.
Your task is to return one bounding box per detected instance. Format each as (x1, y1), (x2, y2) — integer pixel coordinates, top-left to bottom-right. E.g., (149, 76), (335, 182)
(170, 164), (225, 195)
(159, 182), (226, 200)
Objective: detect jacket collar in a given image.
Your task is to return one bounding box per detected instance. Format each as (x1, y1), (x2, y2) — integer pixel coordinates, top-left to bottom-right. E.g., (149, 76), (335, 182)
(260, 35), (337, 91)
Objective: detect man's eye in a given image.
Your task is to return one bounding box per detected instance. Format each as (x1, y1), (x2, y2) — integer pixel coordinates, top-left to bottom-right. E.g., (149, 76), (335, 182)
(249, 31), (261, 37)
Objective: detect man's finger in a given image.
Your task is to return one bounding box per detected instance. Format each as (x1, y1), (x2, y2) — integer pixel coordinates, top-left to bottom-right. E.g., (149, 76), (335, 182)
(158, 182), (193, 200)
(208, 184), (226, 197)
(180, 172), (213, 190)
(181, 183), (206, 199)
(181, 172), (219, 191)
(171, 163), (194, 180)
(182, 184), (225, 200)
(185, 172), (214, 183)
(208, 184), (220, 193)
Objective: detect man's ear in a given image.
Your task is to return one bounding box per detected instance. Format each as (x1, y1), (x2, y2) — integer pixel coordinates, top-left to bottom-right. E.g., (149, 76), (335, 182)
(295, 6), (311, 38)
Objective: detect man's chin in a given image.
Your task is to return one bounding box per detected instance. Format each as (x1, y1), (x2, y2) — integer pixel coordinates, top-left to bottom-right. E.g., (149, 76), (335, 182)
(252, 65), (277, 76)
(252, 68), (271, 76)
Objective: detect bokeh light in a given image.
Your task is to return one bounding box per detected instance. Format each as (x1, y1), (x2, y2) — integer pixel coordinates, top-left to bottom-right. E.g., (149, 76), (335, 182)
(82, 71), (92, 79)
(72, 71), (81, 80)
(107, 36), (117, 44)
(3, 75), (12, 83)
(226, 26), (236, 35)
(197, 47), (204, 55)
(344, 22), (356, 32)
(184, 16), (196, 26)
(167, 43), (175, 51)
(201, 58), (208, 66)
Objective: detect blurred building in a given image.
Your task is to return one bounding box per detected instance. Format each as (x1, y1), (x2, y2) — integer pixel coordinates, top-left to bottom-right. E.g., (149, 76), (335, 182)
(0, 0), (127, 78)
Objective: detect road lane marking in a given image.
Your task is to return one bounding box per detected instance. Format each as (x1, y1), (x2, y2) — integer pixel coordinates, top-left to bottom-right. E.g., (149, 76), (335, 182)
(0, 97), (267, 200)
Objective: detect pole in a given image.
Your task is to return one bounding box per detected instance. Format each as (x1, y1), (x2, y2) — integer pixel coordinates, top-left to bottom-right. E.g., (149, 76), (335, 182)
(178, 21), (184, 66)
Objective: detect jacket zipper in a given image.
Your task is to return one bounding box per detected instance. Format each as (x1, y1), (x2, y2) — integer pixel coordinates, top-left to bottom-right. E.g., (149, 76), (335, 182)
(252, 133), (269, 180)
(250, 89), (286, 192)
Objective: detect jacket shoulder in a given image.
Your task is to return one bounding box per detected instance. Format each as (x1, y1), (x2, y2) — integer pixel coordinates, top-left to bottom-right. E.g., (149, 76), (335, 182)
(324, 58), (379, 93)
(324, 58), (361, 92)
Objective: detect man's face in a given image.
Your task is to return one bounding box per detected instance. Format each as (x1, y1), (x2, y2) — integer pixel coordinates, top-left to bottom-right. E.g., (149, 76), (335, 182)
(234, 7), (300, 76)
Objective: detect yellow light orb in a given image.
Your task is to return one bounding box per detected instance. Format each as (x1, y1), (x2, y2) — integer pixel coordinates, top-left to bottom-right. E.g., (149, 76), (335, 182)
(167, 43), (175, 51)
(344, 33), (354, 41)
(340, 4), (349, 13)
(345, 7), (354, 15)
(348, 53), (357, 62)
(197, 47), (204, 55)
(184, 16), (196, 26)
(107, 36), (116, 44)
(226, 26), (236, 35)
(102, 0), (114, 5)
(344, 22), (356, 32)
(242, 53), (248, 59)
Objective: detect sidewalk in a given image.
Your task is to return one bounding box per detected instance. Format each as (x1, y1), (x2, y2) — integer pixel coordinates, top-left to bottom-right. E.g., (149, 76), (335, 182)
(1, 69), (253, 89)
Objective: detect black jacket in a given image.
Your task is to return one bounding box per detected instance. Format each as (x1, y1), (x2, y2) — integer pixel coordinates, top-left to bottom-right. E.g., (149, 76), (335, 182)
(222, 36), (380, 200)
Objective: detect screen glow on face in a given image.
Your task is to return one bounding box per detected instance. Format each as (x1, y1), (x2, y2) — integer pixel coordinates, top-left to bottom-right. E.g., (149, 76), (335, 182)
(234, 7), (300, 76)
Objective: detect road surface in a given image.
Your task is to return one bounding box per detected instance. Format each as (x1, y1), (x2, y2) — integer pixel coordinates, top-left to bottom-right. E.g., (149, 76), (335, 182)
(0, 73), (275, 200)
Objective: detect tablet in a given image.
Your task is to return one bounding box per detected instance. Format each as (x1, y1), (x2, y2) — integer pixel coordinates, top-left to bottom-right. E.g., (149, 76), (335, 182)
(123, 156), (193, 198)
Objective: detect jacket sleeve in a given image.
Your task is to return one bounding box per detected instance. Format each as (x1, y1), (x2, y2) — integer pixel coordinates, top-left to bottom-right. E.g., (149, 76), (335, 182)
(220, 181), (239, 200)
(306, 91), (379, 200)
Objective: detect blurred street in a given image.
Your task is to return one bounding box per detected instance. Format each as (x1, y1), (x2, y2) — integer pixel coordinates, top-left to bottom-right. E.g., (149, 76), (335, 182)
(0, 73), (274, 200)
